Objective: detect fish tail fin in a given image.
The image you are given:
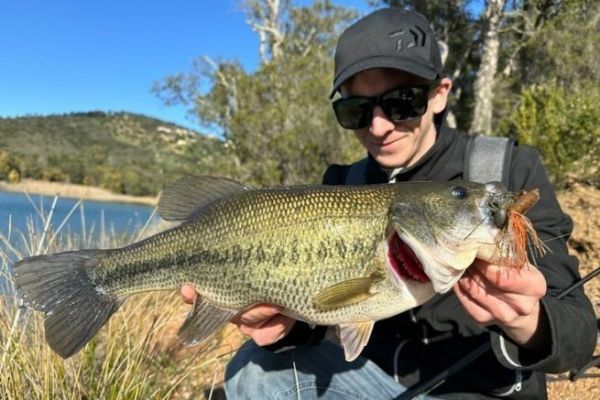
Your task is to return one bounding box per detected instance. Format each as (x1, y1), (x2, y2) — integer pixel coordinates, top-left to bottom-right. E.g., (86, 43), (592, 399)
(13, 250), (122, 358)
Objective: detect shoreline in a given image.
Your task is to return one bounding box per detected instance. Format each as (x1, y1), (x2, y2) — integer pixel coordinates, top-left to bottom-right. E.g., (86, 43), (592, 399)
(0, 179), (158, 206)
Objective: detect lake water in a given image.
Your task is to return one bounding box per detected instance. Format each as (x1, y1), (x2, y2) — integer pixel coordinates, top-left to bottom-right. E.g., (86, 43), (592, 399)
(0, 191), (156, 239)
(0, 190), (157, 293)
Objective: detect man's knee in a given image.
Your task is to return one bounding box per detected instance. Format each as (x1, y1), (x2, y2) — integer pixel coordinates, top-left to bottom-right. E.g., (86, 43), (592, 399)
(225, 340), (293, 399)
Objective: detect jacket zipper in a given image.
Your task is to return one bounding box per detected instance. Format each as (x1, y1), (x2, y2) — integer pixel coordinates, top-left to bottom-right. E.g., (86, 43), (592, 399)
(494, 370), (523, 397)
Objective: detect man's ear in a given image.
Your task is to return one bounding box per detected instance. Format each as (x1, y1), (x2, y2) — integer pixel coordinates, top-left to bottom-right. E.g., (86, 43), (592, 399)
(430, 77), (452, 114)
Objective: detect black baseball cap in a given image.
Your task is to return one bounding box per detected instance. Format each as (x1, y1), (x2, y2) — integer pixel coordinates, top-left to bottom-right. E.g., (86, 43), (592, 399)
(331, 8), (444, 97)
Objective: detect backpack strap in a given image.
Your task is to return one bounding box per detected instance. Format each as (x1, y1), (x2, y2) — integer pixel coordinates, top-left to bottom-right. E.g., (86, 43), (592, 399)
(464, 135), (514, 186)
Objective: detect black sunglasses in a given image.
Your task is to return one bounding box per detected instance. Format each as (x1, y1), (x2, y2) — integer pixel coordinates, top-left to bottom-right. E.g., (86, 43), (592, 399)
(332, 80), (440, 130)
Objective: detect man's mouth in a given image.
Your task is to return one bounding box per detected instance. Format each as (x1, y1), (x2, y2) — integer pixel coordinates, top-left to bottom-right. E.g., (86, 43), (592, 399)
(371, 140), (397, 149)
(388, 232), (429, 282)
(371, 135), (408, 148)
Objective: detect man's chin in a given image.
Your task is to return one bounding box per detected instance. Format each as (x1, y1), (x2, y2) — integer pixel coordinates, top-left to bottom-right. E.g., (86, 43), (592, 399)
(370, 152), (411, 169)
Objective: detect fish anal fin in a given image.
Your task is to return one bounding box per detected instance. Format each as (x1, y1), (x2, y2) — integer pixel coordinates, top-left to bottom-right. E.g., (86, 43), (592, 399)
(337, 321), (374, 362)
(312, 274), (381, 311)
(158, 176), (253, 222)
(178, 299), (236, 346)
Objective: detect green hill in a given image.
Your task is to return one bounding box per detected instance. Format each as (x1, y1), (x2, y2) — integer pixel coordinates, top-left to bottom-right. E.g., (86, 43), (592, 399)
(0, 111), (232, 196)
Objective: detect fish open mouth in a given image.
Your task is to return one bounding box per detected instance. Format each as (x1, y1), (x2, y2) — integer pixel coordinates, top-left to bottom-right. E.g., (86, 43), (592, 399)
(388, 232), (430, 282)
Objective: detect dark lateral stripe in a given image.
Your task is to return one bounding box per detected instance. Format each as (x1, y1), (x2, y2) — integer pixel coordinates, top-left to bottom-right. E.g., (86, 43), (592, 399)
(96, 236), (379, 287)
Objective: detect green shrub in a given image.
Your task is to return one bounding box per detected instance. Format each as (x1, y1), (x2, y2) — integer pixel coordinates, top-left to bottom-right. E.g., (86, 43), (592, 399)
(7, 169), (20, 183)
(0, 149), (20, 181)
(1, 208), (236, 399)
(41, 166), (69, 183)
(499, 81), (600, 187)
(100, 168), (126, 194)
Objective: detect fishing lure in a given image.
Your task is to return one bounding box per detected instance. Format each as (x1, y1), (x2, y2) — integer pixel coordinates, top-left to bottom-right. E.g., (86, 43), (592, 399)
(503, 189), (547, 268)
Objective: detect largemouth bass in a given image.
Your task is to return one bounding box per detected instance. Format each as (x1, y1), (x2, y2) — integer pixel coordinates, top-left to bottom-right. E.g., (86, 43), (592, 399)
(14, 177), (527, 361)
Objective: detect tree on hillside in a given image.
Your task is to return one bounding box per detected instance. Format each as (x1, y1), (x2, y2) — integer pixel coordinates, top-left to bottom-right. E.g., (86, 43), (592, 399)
(497, 0), (600, 186)
(154, 0), (363, 186)
(502, 0), (600, 88)
(469, 0), (505, 135)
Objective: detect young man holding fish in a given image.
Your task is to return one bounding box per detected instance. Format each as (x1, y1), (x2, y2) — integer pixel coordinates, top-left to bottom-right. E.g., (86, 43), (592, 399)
(182, 8), (596, 399)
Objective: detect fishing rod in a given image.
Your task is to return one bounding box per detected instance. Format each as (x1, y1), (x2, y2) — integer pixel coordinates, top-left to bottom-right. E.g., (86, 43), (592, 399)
(394, 266), (600, 400)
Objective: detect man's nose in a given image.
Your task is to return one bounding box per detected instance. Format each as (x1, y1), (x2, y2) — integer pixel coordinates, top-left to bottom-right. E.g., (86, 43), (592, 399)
(369, 106), (395, 136)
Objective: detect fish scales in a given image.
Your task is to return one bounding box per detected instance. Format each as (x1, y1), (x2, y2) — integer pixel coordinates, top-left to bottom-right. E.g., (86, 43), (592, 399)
(14, 177), (523, 359)
(93, 185), (396, 322)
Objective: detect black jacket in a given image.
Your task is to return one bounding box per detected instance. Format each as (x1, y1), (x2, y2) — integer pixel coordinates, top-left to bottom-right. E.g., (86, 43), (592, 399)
(274, 126), (597, 399)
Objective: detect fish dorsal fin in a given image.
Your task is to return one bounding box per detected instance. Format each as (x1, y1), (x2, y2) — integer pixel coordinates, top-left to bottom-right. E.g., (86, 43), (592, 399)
(337, 321), (374, 361)
(178, 298), (236, 346)
(312, 272), (383, 311)
(158, 176), (253, 221)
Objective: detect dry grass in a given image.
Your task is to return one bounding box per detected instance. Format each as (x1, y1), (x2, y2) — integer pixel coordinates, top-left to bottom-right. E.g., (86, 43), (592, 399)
(0, 197), (240, 400)
(0, 291), (242, 400)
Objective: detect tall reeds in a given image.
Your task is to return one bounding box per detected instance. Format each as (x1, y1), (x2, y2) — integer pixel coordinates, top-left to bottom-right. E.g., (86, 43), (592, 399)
(0, 195), (241, 399)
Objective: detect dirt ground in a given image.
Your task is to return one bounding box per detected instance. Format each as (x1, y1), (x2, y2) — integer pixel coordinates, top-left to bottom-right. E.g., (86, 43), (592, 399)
(0, 178), (157, 205)
(547, 184), (600, 399)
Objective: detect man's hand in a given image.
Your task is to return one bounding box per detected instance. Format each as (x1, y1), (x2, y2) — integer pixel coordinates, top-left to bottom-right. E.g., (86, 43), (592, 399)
(180, 284), (296, 346)
(453, 259), (549, 352)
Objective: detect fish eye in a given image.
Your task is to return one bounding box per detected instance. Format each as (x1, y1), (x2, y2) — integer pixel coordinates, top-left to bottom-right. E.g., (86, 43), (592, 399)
(451, 186), (469, 199)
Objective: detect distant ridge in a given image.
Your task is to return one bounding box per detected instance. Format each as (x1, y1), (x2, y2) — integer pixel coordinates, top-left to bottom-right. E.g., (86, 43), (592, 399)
(0, 111), (231, 196)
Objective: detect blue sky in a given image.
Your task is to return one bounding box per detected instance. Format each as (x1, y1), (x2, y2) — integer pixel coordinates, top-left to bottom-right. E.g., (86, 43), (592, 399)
(0, 0), (371, 132)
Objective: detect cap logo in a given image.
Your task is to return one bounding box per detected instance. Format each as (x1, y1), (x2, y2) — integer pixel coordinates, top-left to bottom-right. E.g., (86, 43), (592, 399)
(389, 26), (426, 52)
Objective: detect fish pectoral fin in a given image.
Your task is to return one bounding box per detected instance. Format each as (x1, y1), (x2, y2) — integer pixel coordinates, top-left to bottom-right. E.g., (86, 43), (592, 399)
(312, 276), (378, 311)
(158, 176), (253, 221)
(337, 321), (374, 362)
(177, 298), (236, 346)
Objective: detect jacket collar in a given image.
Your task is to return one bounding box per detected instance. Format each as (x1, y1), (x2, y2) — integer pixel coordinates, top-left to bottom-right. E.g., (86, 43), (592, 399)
(363, 123), (463, 183)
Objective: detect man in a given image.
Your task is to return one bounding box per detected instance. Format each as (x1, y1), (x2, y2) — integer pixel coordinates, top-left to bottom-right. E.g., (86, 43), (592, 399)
(182, 8), (596, 399)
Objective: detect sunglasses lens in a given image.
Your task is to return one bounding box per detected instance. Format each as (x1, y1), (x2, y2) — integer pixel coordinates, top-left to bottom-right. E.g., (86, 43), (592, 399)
(333, 84), (434, 130)
(333, 98), (374, 129)
(382, 87), (428, 122)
